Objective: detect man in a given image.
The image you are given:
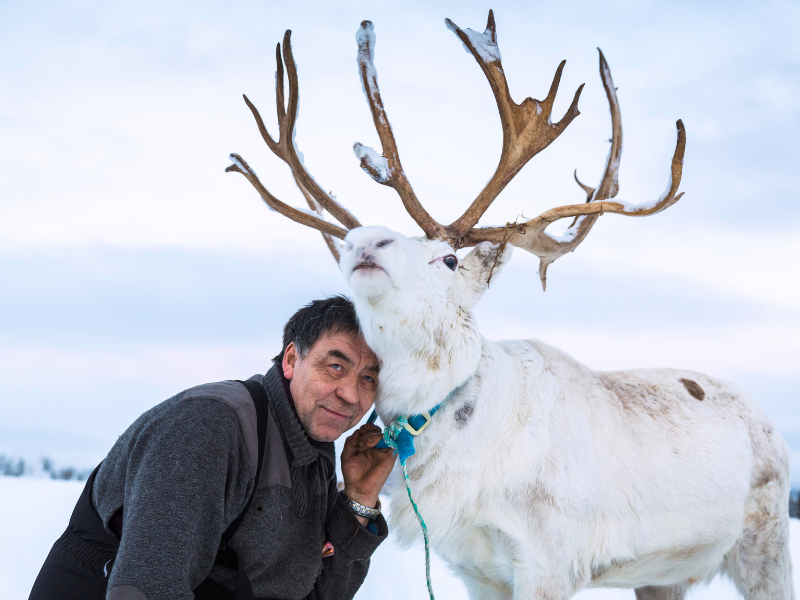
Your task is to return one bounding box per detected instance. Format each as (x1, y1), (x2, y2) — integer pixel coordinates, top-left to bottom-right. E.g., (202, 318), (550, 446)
(30, 296), (396, 600)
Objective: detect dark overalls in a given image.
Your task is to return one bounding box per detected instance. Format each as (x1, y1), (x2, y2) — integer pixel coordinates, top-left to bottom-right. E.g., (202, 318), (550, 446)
(28, 380), (270, 600)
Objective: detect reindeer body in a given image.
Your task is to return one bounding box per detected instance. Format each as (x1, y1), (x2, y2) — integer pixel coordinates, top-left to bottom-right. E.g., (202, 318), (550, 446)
(340, 226), (794, 600)
(386, 346), (787, 599)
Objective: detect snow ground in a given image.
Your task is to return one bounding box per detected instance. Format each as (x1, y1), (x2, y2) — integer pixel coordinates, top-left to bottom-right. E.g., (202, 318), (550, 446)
(2, 477), (798, 600)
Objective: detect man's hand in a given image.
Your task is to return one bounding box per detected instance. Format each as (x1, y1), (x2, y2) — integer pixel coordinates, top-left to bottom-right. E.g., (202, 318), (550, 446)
(341, 423), (396, 526)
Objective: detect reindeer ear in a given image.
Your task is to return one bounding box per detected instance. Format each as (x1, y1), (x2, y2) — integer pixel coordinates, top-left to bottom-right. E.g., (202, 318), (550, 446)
(453, 242), (513, 310)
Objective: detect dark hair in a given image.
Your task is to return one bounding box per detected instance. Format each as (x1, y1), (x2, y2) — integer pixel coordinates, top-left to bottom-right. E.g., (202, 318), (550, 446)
(273, 295), (361, 366)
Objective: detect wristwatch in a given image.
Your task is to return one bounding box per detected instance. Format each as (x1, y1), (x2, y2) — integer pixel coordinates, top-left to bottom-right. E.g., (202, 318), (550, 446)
(344, 495), (381, 519)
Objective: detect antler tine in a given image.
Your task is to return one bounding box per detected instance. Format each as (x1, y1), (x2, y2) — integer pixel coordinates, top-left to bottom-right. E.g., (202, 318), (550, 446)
(573, 170), (596, 202)
(279, 32), (364, 229)
(353, 21), (446, 239)
(569, 49), (621, 226)
(226, 153), (348, 240)
(275, 42), (286, 124)
(292, 174), (342, 262)
(444, 10), (585, 239)
(586, 49), (623, 202)
(237, 30), (361, 232)
(463, 49), (686, 291)
(464, 121), (686, 289)
(241, 90), (341, 262)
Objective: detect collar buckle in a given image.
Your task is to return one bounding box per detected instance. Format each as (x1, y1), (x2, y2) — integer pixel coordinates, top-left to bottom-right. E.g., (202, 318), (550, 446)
(402, 412), (432, 436)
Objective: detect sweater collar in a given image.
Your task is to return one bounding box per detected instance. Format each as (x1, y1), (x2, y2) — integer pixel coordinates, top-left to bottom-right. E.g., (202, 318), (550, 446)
(262, 365), (333, 468)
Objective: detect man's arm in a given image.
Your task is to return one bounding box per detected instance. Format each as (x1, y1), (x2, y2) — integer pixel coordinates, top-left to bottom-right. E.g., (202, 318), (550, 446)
(106, 398), (252, 600)
(307, 424), (396, 600)
(305, 486), (388, 600)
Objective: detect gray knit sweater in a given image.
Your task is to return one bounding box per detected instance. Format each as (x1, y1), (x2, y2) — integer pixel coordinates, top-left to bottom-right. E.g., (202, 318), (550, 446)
(92, 366), (387, 600)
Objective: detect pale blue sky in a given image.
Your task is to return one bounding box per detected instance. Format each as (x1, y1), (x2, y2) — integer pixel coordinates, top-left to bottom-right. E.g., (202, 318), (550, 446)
(1, 0), (798, 482)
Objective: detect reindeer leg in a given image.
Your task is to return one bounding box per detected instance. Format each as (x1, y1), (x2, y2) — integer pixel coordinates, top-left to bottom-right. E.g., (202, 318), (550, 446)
(454, 569), (513, 600)
(511, 568), (577, 600)
(722, 509), (795, 599)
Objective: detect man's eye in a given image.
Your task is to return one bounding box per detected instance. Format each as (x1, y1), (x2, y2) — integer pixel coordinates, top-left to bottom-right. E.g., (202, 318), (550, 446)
(362, 375), (377, 387)
(330, 364), (343, 371)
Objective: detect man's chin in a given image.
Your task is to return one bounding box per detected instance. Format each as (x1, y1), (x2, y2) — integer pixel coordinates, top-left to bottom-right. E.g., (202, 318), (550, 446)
(304, 411), (357, 442)
(306, 423), (350, 443)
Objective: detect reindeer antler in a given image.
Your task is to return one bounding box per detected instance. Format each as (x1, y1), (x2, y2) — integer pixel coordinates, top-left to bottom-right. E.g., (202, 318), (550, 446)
(353, 14), (685, 290)
(443, 11), (584, 238)
(228, 15), (686, 283)
(354, 21), (447, 240)
(354, 13), (585, 248)
(462, 49), (686, 290)
(227, 31), (362, 262)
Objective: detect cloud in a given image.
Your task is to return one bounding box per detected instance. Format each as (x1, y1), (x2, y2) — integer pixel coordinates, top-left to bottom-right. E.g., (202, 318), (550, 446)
(1, 0), (798, 251)
(554, 222), (800, 310)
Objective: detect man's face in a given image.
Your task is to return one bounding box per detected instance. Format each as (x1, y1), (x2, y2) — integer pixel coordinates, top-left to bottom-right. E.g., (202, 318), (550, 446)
(282, 329), (379, 442)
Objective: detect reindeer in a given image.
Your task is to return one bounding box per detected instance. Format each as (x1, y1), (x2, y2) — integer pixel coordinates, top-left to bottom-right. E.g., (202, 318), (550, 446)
(226, 12), (794, 600)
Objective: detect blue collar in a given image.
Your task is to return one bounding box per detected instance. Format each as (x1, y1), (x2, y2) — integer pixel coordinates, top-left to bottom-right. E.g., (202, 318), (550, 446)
(367, 379), (469, 463)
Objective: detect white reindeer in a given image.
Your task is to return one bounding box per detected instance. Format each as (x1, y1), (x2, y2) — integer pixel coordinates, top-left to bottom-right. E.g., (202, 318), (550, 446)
(226, 12), (794, 600)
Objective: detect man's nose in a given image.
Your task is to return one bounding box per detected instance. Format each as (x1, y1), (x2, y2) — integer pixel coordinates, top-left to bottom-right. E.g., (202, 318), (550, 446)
(336, 374), (361, 405)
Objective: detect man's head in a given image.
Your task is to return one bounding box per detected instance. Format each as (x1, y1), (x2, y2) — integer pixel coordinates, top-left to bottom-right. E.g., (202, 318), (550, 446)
(276, 296), (379, 442)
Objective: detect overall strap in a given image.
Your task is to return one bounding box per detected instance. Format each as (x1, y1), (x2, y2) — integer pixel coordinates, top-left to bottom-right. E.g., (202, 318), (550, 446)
(214, 378), (270, 600)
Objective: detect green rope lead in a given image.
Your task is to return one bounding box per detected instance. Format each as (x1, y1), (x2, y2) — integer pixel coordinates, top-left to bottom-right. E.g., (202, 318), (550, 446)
(382, 418), (436, 600)
(400, 460), (434, 600)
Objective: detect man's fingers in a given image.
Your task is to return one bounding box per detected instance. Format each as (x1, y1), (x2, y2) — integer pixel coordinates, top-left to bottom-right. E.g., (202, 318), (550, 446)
(359, 423), (381, 434)
(345, 426), (370, 448)
(357, 433), (384, 449)
(346, 423), (382, 448)
(341, 429), (366, 459)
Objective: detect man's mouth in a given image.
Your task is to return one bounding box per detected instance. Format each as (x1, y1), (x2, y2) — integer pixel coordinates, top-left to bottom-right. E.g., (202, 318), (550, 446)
(321, 406), (354, 421)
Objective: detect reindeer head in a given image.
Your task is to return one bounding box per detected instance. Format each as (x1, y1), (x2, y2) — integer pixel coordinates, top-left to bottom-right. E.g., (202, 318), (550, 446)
(226, 11), (686, 413)
(334, 226), (512, 413)
(339, 226), (511, 318)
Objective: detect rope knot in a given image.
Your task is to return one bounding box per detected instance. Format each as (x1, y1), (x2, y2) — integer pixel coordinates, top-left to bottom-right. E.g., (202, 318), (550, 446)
(382, 416), (407, 452)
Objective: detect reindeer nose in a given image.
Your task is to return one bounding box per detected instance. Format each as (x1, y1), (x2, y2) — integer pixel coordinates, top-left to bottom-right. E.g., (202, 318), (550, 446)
(344, 226), (397, 255)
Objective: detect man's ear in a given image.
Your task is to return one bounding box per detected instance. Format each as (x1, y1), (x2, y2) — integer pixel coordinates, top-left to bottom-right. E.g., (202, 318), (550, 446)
(453, 242), (513, 310)
(282, 342), (298, 380)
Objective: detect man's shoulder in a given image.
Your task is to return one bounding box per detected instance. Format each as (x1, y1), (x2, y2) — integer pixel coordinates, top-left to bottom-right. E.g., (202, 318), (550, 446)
(182, 376), (295, 490)
(169, 377), (266, 474)
(136, 378), (260, 430)
(177, 379), (259, 413)
(120, 379), (253, 443)
(92, 378), (268, 533)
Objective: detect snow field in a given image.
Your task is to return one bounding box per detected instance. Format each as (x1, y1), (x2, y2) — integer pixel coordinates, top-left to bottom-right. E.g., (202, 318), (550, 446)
(2, 476), (797, 600)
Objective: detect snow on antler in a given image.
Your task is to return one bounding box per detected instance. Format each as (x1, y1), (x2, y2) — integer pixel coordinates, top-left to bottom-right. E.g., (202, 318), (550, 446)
(445, 17), (502, 63)
(355, 21), (380, 112)
(353, 142), (390, 183)
(353, 22), (392, 184)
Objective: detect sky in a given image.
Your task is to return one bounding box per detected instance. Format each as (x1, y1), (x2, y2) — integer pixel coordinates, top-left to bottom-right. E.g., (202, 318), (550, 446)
(0, 0), (798, 484)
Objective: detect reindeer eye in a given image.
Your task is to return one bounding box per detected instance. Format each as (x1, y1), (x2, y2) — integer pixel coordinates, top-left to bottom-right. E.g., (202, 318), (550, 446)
(444, 255), (458, 271)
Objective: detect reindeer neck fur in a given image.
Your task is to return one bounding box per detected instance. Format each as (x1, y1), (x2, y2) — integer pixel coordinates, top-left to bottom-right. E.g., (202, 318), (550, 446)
(353, 288), (482, 419)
